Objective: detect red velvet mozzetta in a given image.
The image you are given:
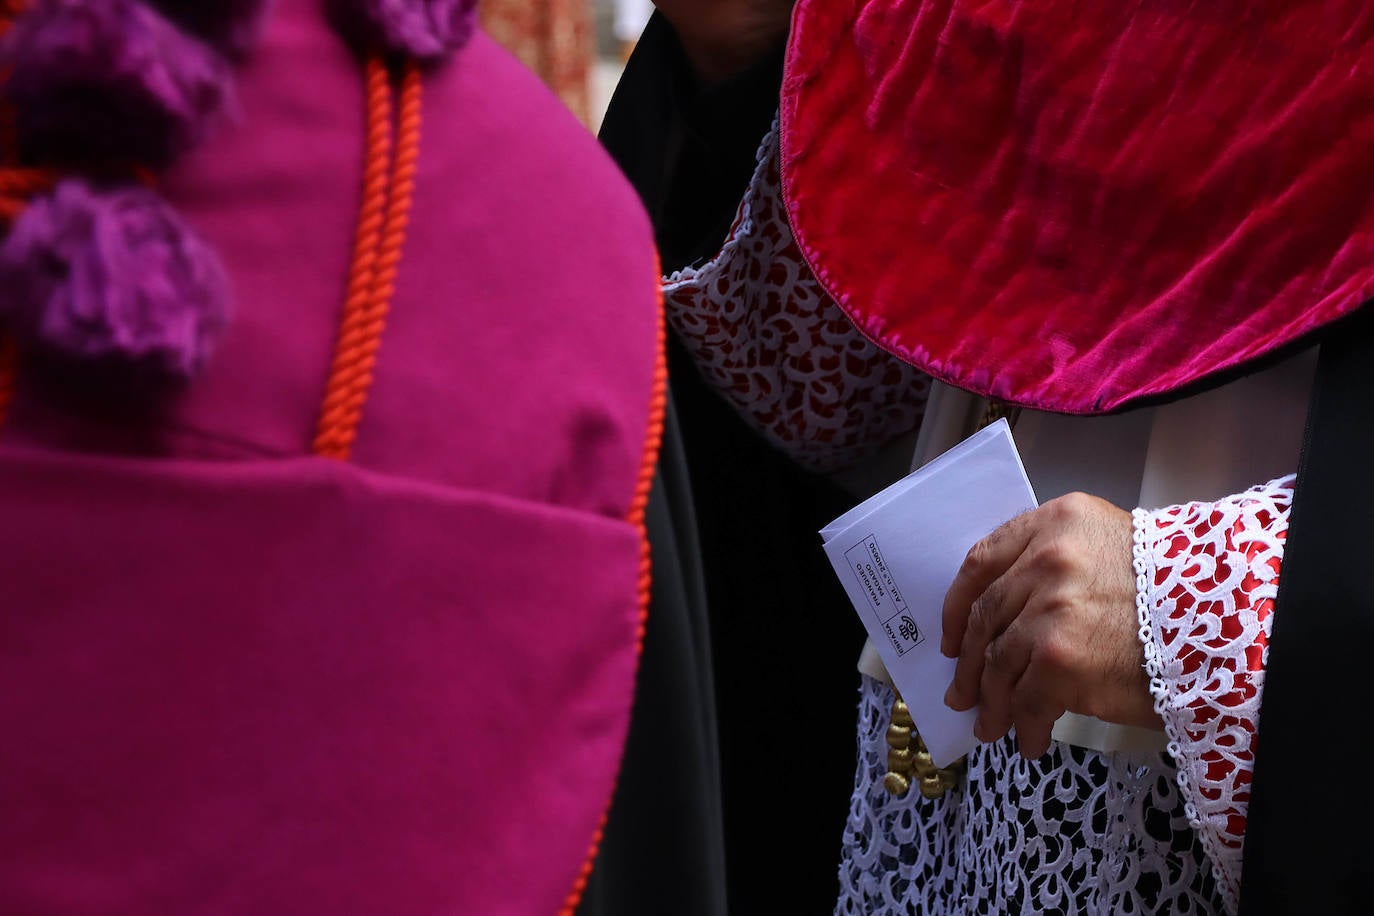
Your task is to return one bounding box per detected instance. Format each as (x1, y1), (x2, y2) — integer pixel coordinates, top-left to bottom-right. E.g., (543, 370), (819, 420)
(781, 0), (1374, 414)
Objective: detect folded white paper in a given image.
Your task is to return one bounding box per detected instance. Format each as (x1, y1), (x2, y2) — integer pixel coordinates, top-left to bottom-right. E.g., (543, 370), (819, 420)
(821, 420), (1038, 768)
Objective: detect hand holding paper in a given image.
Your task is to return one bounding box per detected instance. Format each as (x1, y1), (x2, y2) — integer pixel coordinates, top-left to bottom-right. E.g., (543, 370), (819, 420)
(822, 420), (1163, 765)
(937, 491), (1152, 759)
(820, 420), (1037, 767)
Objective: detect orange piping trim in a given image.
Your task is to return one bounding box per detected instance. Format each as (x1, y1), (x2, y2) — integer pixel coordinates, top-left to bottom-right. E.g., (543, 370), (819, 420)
(558, 259), (669, 915)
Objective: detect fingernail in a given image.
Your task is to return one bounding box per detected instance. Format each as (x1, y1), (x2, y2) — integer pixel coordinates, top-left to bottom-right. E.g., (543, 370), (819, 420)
(940, 640), (955, 659)
(943, 685), (957, 708)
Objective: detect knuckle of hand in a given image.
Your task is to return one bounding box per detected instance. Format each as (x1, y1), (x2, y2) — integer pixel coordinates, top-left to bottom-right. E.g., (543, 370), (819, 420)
(1036, 538), (1078, 576)
(1037, 635), (1076, 675)
(967, 589), (999, 638)
(963, 539), (989, 574)
(1059, 491), (1095, 515)
(966, 603), (988, 639)
(984, 638), (1010, 673)
(1043, 496), (1072, 522)
(1042, 591), (1077, 619)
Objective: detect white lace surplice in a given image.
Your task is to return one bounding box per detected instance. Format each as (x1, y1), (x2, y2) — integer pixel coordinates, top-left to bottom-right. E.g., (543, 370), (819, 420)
(661, 124), (931, 473)
(660, 120), (1317, 916)
(836, 355), (1311, 916)
(841, 474), (1297, 916)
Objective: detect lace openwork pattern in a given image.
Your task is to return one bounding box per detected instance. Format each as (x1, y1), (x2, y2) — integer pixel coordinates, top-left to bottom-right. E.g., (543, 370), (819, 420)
(1134, 475), (1293, 914)
(837, 678), (1222, 915)
(661, 122), (930, 472)
(839, 478), (1294, 915)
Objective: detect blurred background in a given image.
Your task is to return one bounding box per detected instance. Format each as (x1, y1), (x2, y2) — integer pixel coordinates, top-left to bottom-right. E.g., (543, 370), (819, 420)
(481, 0), (652, 131)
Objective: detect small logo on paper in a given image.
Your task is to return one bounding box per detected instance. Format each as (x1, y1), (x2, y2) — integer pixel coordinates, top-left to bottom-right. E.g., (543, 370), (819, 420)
(898, 615), (920, 643)
(845, 534), (924, 656)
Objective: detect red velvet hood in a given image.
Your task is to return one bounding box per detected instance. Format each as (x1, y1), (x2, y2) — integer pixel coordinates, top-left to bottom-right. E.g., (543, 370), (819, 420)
(781, 0), (1374, 413)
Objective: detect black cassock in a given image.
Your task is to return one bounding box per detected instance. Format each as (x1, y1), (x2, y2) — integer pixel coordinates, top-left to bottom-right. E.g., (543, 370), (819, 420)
(583, 13), (868, 916)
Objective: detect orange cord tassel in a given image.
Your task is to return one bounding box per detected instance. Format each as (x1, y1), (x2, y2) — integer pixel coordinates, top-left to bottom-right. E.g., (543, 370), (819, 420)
(313, 57), (423, 460)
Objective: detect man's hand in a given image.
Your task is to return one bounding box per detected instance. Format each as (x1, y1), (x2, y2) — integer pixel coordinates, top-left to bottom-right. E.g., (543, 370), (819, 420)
(653, 0), (796, 84)
(940, 493), (1159, 759)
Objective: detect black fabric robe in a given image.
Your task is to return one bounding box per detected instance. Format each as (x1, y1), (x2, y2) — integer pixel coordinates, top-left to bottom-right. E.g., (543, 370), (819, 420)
(1239, 305), (1374, 914)
(597, 15), (868, 914)
(577, 398), (729, 916)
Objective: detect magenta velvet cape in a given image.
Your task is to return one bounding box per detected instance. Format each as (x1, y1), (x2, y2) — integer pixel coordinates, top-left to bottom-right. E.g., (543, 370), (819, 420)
(781, 0), (1374, 413)
(0, 3), (662, 913)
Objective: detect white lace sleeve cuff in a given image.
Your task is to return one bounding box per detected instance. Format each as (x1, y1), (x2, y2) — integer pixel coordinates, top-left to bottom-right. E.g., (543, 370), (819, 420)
(661, 119), (930, 472)
(1132, 475), (1295, 914)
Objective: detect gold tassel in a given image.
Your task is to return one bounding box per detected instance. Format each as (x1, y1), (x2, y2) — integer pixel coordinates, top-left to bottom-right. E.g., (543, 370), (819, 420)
(882, 696), (965, 799)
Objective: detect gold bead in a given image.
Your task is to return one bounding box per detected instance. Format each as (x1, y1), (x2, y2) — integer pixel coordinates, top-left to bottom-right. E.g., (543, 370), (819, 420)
(890, 701), (914, 728)
(883, 771), (912, 797)
(919, 775), (947, 800)
(911, 750), (937, 779)
(886, 723), (912, 749)
(887, 746), (914, 771)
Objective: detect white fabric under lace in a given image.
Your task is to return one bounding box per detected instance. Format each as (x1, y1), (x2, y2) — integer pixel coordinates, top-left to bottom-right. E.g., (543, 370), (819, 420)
(661, 121), (930, 472)
(838, 477), (1293, 916)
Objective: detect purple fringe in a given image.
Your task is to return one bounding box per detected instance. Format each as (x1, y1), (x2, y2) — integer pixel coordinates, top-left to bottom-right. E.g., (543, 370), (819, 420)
(0, 180), (232, 381)
(332, 0), (478, 61)
(0, 0), (235, 169)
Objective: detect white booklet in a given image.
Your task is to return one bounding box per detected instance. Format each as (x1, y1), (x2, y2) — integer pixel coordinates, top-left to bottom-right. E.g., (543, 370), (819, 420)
(820, 420), (1037, 767)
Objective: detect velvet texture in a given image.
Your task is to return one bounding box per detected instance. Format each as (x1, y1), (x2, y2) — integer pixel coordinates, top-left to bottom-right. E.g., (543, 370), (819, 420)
(781, 0), (1374, 414)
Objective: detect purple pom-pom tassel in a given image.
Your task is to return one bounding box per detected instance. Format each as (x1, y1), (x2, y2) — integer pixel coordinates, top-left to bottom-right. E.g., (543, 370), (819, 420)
(0, 0), (234, 169)
(331, 0), (478, 62)
(0, 180), (232, 381)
